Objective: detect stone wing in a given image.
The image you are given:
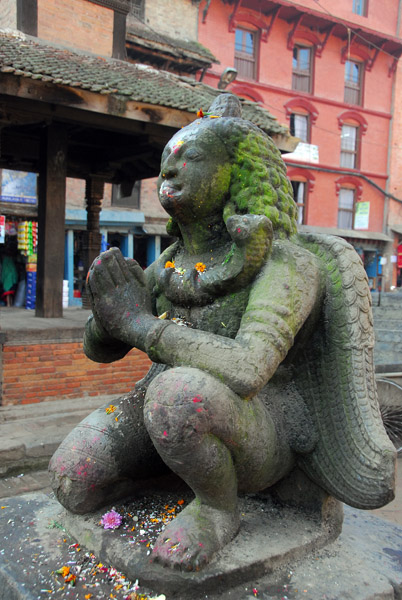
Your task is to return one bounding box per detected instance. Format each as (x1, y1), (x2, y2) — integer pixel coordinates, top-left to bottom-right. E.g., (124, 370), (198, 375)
(293, 233), (395, 509)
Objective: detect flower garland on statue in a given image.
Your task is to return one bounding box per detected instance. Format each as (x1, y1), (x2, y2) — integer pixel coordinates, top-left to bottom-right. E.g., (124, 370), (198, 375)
(164, 261), (206, 274)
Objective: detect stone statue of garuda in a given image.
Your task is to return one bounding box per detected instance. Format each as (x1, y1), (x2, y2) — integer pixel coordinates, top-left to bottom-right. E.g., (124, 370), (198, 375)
(49, 94), (395, 572)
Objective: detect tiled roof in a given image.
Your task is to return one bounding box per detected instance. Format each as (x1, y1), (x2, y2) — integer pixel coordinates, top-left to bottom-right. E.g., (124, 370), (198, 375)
(0, 30), (288, 137)
(127, 22), (218, 65)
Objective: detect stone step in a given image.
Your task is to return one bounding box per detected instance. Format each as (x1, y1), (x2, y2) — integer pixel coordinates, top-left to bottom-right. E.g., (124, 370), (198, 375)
(0, 395), (113, 477)
(374, 330), (402, 343)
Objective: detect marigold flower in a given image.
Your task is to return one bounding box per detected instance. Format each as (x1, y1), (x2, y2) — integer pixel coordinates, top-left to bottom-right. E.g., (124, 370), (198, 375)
(194, 262), (206, 273)
(101, 509), (122, 530)
(164, 260), (175, 269)
(105, 404), (116, 414)
(65, 574), (76, 585)
(197, 109), (204, 118)
(56, 566), (70, 577)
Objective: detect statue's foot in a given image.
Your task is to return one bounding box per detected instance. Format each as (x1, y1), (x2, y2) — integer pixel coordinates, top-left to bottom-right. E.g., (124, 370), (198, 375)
(151, 499), (240, 571)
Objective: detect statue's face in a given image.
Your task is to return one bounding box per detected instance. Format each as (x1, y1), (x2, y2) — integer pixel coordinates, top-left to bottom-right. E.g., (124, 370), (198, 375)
(157, 122), (231, 223)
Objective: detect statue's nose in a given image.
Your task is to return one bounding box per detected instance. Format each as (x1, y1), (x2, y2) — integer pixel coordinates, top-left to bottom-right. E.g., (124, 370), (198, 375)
(162, 163), (178, 179)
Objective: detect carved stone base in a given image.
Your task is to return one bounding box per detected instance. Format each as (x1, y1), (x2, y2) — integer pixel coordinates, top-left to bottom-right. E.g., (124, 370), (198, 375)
(1, 489), (400, 599)
(59, 480), (342, 595)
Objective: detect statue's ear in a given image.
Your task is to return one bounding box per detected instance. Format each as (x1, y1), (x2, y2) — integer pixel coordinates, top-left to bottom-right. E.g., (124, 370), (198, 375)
(208, 94), (242, 118)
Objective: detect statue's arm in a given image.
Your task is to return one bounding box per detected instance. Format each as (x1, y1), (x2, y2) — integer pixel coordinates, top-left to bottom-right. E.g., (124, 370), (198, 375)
(83, 261), (157, 364)
(146, 242), (322, 397)
(83, 315), (133, 363)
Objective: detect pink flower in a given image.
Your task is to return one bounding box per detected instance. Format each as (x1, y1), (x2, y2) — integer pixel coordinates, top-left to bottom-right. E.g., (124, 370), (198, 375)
(101, 510), (122, 530)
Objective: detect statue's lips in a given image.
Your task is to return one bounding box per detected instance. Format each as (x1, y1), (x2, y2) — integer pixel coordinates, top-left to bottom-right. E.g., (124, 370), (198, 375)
(159, 182), (181, 199)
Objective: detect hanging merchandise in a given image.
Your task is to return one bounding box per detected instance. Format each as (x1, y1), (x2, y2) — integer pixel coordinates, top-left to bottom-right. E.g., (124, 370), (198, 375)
(17, 221), (38, 256)
(0, 215), (4, 244)
(26, 271), (37, 310)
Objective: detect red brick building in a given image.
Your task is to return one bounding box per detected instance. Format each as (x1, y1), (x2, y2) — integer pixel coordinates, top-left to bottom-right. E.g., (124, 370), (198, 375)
(198, 0), (402, 290)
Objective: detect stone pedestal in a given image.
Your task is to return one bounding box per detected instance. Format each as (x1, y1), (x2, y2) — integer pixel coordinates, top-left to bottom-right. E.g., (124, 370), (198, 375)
(1, 489), (401, 599)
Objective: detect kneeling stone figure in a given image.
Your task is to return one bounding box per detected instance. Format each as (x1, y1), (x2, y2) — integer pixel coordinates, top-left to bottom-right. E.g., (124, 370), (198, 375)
(49, 93), (395, 572)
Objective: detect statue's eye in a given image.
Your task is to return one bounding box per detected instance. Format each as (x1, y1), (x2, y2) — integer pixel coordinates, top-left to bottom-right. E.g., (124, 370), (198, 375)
(183, 148), (202, 161)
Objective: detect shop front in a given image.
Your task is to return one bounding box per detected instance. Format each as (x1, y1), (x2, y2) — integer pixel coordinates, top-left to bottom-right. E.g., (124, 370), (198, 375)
(0, 169), (38, 309)
(65, 208), (146, 307)
(298, 224), (393, 291)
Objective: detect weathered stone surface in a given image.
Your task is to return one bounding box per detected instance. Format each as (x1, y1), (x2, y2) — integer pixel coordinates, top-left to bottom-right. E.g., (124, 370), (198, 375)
(0, 492), (402, 600)
(49, 93), (395, 572)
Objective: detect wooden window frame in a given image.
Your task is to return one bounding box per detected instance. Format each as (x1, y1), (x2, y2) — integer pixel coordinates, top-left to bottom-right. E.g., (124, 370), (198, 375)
(344, 59), (363, 106)
(337, 187), (356, 229)
(129, 0), (145, 19)
(340, 123), (360, 169)
(234, 27), (259, 81)
(290, 180), (308, 225)
(292, 44), (314, 94)
(289, 112), (310, 143)
(112, 180), (141, 209)
(352, 0), (368, 17)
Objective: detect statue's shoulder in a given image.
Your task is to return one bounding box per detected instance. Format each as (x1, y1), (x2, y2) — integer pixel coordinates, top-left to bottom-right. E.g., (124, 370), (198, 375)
(293, 231), (373, 346)
(256, 235), (323, 286)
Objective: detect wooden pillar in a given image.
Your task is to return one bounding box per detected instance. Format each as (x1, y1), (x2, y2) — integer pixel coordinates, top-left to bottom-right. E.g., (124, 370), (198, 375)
(84, 176), (104, 270)
(36, 123), (67, 318)
(82, 177), (104, 308)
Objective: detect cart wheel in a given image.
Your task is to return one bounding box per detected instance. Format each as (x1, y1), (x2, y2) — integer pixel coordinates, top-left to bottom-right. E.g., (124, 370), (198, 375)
(377, 378), (402, 454)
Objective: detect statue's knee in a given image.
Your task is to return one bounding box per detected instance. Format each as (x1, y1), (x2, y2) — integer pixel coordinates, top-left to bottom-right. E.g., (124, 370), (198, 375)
(144, 367), (211, 446)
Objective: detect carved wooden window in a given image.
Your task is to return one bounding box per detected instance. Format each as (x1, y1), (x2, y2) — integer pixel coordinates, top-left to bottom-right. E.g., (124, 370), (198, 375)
(353, 0), (368, 16)
(291, 180), (307, 225)
(130, 0), (145, 19)
(112, 181), (141, 209)
(344, 60), (363, 105)
(340, 124), (359, 169)
(292, 45), (312, 93)
(290, 113), (310, 143)
(338, 188), (355, 229)
(235, 28), (257, 80)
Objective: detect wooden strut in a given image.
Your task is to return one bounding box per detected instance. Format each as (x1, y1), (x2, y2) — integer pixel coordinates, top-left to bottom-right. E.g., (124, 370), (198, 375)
(287, 14), (304, 51)
(264, 6), (281, 44)
(316, 23), (336, 58)
(228, 0), (242, 31)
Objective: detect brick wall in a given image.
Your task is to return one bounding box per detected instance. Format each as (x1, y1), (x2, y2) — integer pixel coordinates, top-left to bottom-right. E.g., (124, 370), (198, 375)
(66, 178), (113, 209)
(37, 0), (114, 56)
(2, 341), (151, 405)
(143, 0), (198, 41)
(0, 0), (16, 28)
(141, 178), (169, 220)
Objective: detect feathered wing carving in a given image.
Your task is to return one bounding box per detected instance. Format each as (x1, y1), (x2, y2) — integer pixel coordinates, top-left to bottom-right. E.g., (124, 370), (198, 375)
(294, 233), (395, 509)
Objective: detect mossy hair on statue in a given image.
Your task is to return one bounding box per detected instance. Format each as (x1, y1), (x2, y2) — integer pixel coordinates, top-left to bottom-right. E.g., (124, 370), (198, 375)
(49, 93), (395, 574)
(165, 96), (297, 241)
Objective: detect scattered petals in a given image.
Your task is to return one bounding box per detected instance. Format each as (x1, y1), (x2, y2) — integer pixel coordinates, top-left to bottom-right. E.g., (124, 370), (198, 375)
(101, 510), (123, 530)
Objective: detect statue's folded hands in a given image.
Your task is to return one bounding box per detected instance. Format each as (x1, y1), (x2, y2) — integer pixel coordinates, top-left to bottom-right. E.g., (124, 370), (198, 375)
(86, 248), (158, 352)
